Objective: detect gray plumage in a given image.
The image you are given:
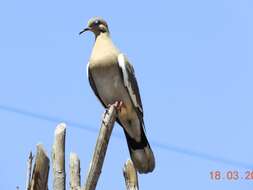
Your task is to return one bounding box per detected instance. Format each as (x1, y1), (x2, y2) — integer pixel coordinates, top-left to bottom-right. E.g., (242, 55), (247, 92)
(80, 17), (155, 173)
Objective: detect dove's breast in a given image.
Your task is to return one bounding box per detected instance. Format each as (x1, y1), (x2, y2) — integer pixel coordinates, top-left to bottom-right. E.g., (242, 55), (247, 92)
(89, 56), (129, 108)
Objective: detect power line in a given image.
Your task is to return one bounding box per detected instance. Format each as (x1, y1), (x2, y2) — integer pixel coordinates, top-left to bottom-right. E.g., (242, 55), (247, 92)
(0, 104), (252, 169)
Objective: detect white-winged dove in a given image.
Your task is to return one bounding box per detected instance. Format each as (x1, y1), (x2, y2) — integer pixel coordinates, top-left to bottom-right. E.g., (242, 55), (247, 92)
(80, 17), (155, 173)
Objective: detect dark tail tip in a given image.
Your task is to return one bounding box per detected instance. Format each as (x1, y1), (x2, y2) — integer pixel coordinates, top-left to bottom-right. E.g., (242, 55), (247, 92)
(123, 128), (155, 173)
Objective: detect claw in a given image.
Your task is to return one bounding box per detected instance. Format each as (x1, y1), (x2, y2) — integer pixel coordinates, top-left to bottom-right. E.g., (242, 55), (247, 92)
(114, 100), (123, 112)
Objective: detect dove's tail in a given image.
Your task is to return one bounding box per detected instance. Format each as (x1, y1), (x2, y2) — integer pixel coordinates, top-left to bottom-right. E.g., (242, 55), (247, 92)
(123, 125), (155, 174)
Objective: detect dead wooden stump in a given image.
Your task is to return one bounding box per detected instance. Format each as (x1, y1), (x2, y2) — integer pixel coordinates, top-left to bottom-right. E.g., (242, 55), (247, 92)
(123, 159), (139, 190)
(25, 104), (139, 190)
(70, 153), (81, 190)
(30, 144), (50, 190)
(52, 123), (66, 190)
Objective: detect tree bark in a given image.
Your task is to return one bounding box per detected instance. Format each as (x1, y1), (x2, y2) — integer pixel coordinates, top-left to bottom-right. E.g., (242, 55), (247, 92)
(84, 104), (117, 190)
(30, 144), (50, 190)
(52, 123), (66, 190)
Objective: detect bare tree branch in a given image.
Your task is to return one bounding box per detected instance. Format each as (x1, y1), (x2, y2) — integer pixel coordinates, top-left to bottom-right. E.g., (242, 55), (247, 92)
(84, 104), (117, 190)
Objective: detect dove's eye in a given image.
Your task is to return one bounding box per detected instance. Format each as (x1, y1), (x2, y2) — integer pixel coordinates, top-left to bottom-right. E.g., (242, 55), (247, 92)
(94, 20), (100, 25)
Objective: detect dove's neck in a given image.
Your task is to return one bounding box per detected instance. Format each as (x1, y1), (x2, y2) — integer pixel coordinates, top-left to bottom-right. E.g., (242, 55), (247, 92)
(94, 32), (111, 43)
(91, 33), (119, 60)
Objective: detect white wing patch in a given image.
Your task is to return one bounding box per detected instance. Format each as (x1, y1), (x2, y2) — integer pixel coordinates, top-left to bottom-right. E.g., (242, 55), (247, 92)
(86, 62), (90, 79)
(118, 54), (143, 113)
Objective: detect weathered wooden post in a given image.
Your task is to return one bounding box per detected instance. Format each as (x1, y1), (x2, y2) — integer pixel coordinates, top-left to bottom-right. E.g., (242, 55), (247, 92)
(52, 123), (66, 190)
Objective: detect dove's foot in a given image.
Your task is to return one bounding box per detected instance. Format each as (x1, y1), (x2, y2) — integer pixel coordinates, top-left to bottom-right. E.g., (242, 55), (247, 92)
(107, 101), (124, 112)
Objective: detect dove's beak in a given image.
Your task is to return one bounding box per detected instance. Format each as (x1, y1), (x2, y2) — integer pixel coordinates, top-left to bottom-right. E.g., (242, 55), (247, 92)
(79, 27), (91, 35)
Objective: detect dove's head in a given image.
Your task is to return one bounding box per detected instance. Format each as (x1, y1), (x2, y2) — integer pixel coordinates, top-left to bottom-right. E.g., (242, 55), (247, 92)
(79, 17), (109, 36)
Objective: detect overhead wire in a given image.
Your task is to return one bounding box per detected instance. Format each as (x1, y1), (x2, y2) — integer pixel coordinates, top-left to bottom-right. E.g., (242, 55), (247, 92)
(0, 104), (252, 169)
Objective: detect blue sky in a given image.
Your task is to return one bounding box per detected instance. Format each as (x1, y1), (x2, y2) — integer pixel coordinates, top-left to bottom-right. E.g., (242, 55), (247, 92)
(0, 0), (252, 189)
